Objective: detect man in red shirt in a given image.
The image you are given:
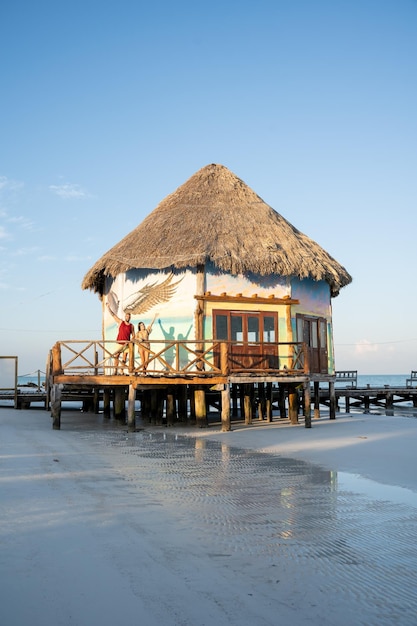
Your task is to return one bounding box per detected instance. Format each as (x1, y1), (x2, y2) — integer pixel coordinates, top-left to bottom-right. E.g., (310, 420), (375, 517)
(106, 303), (135, 372)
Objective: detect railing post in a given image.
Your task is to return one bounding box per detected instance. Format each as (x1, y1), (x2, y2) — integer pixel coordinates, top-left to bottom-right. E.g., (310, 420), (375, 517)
(51, 342), (62, 375)
(128, 342), (135, 374)
(220, 342), (229, 375)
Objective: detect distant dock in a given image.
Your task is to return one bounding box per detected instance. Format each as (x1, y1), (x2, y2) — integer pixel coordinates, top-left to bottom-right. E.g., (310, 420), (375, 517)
(317, 385), (417, 413)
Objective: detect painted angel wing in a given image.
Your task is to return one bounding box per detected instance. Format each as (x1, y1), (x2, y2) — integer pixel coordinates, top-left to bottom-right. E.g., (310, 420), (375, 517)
(107, 290), (120, 315)
(124, 273), (184, 315)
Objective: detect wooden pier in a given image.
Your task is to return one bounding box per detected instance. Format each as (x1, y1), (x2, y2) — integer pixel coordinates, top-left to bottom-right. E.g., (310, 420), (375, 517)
(317, 384), (417, 413)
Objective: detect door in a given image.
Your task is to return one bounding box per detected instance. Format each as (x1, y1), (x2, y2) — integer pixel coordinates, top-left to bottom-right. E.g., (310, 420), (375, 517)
(296, 315), (328, 374)
(213, 311), (278, 371)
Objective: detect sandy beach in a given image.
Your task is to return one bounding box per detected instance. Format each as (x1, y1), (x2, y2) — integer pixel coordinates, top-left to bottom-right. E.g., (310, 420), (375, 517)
(1, 408), (417, 626)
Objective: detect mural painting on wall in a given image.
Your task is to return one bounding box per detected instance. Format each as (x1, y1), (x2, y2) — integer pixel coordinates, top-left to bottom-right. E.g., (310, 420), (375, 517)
(104, 270), (196, 371)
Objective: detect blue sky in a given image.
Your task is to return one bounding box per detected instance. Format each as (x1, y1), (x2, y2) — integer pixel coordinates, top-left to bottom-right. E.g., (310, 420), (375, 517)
(1, 0), (416, 375)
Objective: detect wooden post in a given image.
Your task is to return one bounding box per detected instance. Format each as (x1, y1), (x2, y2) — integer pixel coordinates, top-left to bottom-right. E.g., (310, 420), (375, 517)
(243, 384), (253, 425)
(93, 388), (100, 414)
(385, 391), (393, 416)
(189, 388), (196, 424)
(177, 385), (188, 422)
(314, 381), (320, 419)
(221, 384), (231, 432)
(278, 384), (287, 419)
(194, 387), (207, 428)
(114, 387), (126, 421)
(220, 342), (229, 375)
(239, 385), (245, 419)
(141, 390), (151, 423)
(345, 393), (350, 413)
(303, 382), (311, 428)
(51, 342), (62, 375)
(127, 384), (136, 431)
(166, 388), (176, 426)
(288, 385), (299, 424)
(128, 342), (135, 374)
(156, 390), (165, 425)
(257, 383), (266, 421)
(51, 383), (62, 430)
(329, 381), (336, 419)
(266, 382), (272, 422)
(150, 390), (159, 424)
(103, 388), (111, 418)
(231, 384), (238, 417)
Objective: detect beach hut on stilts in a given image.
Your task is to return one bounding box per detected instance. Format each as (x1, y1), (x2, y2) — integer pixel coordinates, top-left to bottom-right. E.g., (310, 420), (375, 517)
(48, 164), (351, 429)
(78, 164), (352, 429)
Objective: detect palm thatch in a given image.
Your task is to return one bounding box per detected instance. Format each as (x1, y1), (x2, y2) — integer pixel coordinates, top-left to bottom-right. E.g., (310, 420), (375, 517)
(82, 164), (352, 297)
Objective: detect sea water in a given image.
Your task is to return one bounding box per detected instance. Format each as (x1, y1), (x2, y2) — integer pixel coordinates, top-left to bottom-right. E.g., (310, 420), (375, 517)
(356, 374), (409, 388)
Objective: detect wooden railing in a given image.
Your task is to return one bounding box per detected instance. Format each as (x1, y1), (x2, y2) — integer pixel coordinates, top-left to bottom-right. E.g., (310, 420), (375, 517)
(49, 340), (309, 378)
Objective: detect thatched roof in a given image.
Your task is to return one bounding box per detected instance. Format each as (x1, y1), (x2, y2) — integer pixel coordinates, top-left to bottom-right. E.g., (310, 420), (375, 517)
(82, 164), (352, 297)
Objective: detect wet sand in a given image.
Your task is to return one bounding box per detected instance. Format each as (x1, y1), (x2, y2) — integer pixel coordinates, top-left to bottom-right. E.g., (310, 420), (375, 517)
(1, 409), (417, 626)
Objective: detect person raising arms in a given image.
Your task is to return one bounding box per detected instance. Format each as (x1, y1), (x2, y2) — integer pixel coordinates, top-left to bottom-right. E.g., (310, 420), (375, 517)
(136, 314), (157, 374)
(106, 302), (135, 371)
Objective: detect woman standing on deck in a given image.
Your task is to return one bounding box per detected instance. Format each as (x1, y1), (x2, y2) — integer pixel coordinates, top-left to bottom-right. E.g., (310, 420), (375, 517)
(136, 314), (157, 373)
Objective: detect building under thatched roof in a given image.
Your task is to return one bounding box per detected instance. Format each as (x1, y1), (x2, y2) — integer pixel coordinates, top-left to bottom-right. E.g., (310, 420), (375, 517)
(82, 163), (352, 297)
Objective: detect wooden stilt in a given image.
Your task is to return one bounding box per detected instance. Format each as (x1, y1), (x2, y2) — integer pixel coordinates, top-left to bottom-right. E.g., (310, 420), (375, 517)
(194, 388), (207, 428)
(221, 384), (231, 432)
(239, 385), (245, 419)
(155, 390), (165, 425)
(278, 384), (287, 419)
(93, 388), (100, 414)
(288, 385), (299, 424)
(103, 388), (111, 418)
(166, 389), (176, 426)
(314, 381), (320, 419)
(141, 390), (151, 422)
(303, 382), (311, 428)
(266, 382), (272, 422)
(244, 384), (253, 425)
(177, 385), (188, 422)
(150, 391), (159, 424)
(345, 393), (350, 413)
(231, 384), (238, 417)
(114, 387), (126, 421)
(127, 385), (136, 431)
(257, 383), (266, 421)
(329, 381), (336, 419)
(51, 383), (62, 430)
(189, 388), (196, 424)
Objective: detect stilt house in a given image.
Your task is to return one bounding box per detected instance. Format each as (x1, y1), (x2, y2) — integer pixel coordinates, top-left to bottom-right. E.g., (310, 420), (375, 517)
(82, 163), (351, 380)
(44, 162), (355, 431)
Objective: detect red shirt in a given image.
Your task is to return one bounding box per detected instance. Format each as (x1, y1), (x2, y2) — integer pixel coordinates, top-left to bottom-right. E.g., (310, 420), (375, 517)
(117, 321), (134, 342)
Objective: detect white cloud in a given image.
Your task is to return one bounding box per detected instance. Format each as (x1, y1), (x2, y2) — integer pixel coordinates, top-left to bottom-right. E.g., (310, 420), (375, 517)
(355, 340), (378, 354)
(38, 255), (56, 262)
(49, 183), (90, 199)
